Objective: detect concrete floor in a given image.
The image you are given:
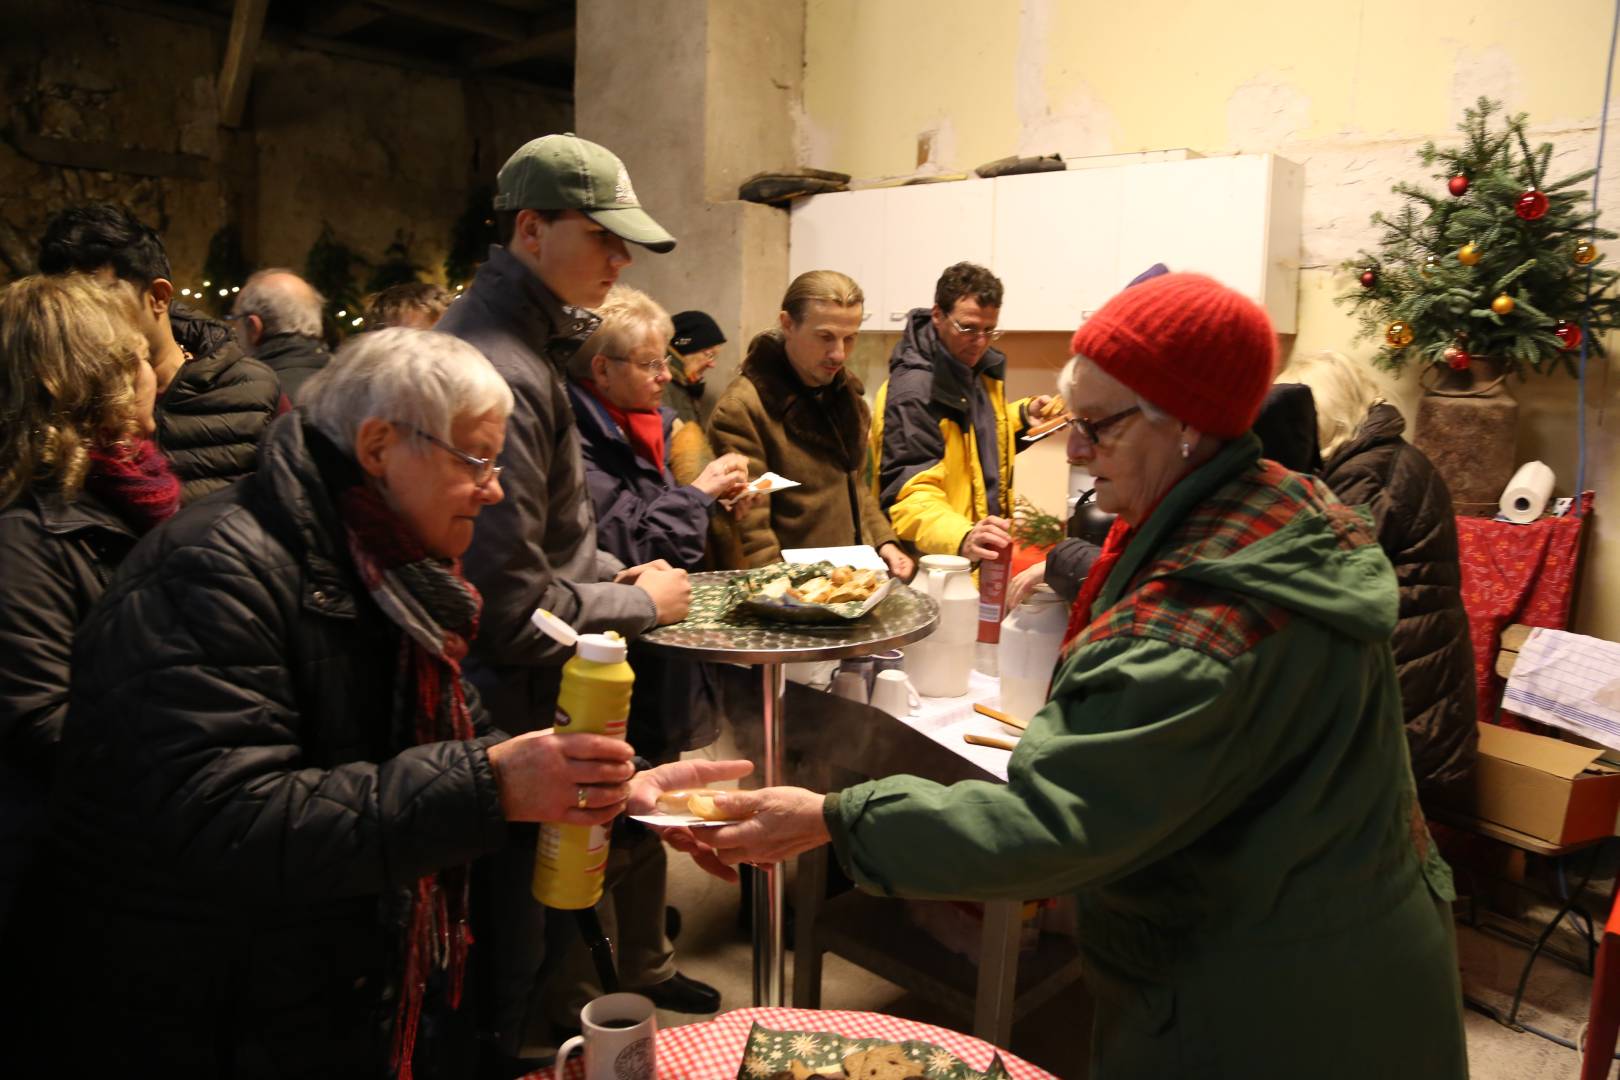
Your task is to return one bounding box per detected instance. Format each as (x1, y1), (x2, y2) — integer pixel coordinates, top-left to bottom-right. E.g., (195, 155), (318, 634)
(648, 851), (1615, 1079)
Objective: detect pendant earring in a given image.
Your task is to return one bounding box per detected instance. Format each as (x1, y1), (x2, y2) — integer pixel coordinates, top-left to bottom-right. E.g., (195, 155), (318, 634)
(1180, 442), (1191, 460)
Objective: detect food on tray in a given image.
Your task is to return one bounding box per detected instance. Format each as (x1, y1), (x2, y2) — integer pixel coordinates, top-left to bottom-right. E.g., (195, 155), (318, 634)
(841, 1045), (926, 1080)
(786, 566), (883, 605)
(654, 788), (747, 821)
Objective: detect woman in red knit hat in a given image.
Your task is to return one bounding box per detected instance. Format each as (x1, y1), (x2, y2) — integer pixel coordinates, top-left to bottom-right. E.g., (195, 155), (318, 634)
(697, 273), (1467, 1079)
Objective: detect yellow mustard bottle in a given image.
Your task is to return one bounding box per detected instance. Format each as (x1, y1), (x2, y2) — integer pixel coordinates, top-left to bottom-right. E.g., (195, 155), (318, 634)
(527, 611), (635, 910)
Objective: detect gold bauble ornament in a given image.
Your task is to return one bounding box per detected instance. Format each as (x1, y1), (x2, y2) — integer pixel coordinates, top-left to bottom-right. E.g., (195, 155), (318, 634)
(1421, 254), (1441, 277)
(1491, 293), (1516, 315)
(1574, 239), (1599, 266)
(1458, 242), (1481, 266)
(1385, 321), (1415, 348)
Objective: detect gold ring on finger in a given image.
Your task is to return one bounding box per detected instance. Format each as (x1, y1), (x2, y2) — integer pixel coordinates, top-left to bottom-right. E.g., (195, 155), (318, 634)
(576, 785), (589, 809)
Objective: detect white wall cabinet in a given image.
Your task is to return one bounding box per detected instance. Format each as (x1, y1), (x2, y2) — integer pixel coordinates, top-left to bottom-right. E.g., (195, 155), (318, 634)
(788, 154), (1303, 334)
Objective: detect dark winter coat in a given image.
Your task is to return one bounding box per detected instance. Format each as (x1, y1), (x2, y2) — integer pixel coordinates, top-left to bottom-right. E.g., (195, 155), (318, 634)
(567, 383), (722, 760)
(1320, 403), (1478, 804)
(160, 305), (282, 502)
(252, 331), (331, 405)
(0, 489), (138, 929)
(436, 246), (656, 734)
(707, 331), (898, 567)
(568, 383), (715, 570)
(46, 416), (510, 1076)
(661, 365), (714, 429)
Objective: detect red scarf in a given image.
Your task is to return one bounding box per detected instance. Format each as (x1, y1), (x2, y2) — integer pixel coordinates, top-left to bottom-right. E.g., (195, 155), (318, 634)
(83, 439), (180, 532)
(1060, 517), (1134, 653)
(580, 379), (666, 473)
(337, 481), (482, 1080)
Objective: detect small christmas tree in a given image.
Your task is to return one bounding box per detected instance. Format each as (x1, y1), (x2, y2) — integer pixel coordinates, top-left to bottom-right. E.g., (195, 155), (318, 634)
(1339, 97), (1620, 378)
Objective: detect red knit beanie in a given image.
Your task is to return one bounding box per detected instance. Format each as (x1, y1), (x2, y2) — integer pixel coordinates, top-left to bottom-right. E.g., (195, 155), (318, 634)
(1068, 273), (1277, 439)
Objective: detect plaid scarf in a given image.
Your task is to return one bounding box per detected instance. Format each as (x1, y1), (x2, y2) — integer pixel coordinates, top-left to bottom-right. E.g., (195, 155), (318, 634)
(83, 438), (180, 532)
(337, 481), (482, 1080)
(1060, 516), (1134, 656)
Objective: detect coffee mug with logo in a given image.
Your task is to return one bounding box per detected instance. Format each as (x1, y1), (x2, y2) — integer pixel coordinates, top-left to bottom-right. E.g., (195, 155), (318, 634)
(554, 992), (656, 1080)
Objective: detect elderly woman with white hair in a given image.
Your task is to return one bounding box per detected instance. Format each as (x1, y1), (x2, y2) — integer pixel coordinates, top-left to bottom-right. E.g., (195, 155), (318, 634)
(1276, 351), (1477, 806)
(701, 275), (1467, 1079)
(43, 328), (747, 1077)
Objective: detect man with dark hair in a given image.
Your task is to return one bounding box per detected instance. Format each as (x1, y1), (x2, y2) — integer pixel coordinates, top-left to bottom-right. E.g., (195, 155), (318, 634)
(38, 205), (281, 501)
(871, 261), (1049, 560)
(231, 268), (330, 404)
(435, 134), (696, 1067)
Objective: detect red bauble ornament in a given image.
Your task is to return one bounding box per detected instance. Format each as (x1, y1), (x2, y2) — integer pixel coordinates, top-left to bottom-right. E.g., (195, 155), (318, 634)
(1448, 175), (1469, 197)
(1516, 189), (1550, 220)
(1443, 346), (1471, 371)
(1359, 269), (1377, 288)
(1554, 321), (1584, 350)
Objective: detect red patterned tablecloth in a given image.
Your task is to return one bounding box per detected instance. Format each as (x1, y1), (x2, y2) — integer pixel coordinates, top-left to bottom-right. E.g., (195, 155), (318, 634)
(1456, 493), (1593, 728)
(524, 1007), (1058, 1080)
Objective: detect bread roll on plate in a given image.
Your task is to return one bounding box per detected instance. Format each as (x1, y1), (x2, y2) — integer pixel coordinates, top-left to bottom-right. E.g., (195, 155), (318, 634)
(654, 788), (747, 821)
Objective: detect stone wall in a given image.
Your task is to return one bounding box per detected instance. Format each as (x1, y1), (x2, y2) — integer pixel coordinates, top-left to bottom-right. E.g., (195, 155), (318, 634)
(0, 0), (570, 292)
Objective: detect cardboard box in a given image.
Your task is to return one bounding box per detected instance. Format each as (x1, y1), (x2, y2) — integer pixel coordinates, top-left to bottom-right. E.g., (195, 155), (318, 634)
(1468, 722), (1620, 845)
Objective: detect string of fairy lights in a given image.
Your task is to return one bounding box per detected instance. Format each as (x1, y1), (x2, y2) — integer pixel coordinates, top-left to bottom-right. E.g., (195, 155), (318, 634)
(172, 281), (468, 330)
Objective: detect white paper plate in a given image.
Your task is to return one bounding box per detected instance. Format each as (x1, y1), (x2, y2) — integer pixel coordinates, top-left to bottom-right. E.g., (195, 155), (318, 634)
(781, 544), (888, 572)
(746, 471), (800, 494)
(628, 812), (738, 829)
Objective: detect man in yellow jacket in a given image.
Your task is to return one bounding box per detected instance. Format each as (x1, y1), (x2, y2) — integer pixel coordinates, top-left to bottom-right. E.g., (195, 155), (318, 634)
(871, 263), (1049, 559)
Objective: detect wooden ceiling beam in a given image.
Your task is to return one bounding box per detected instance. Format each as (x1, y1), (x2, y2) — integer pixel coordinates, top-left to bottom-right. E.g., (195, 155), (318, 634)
(218, 0), (270, 128)
(306, 2), (384, 37)
(466, 25), (573, 70)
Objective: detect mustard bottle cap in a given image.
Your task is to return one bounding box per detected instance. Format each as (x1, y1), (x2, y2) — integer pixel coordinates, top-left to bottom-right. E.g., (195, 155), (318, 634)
(576, 633), (627, 663)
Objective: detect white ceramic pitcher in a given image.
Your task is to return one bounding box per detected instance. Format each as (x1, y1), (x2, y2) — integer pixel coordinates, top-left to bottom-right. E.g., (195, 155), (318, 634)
(998, 583), (1069, 723)
(906, 554), (977, 698)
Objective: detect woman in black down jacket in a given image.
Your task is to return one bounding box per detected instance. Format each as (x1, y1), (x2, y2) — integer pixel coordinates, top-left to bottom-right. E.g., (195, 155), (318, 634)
(0, 274), (174, 935)
(1277, 351), (1477, 805)
(40, 329), (747, 1079)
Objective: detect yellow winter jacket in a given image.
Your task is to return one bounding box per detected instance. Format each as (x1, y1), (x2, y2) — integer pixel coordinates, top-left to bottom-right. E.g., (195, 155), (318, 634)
(870, 310), (1031, 556)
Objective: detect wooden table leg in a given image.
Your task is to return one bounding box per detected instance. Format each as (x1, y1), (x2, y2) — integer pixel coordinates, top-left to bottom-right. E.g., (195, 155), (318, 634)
(974, 900), (1020, 1046)
(793, 846), (829, 1008)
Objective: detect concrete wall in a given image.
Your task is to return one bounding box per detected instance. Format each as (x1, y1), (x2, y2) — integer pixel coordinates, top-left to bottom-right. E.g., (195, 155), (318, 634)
(0, 0), (570, 293)
(576, 0), (804, 387)
(801, 0), (1620, 643)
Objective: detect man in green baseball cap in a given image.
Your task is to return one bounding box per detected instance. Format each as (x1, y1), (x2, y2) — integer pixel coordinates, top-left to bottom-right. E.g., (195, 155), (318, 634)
(493, 132), (676, 254)
(437, 135), (697, 1070)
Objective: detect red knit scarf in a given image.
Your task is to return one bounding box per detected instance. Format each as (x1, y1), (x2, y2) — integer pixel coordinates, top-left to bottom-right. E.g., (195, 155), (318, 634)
(1060, 517), (1134, 654)
(580, 378), (666, 473)
(337, 481), (483, 1080)
(83, 439), (180, 532)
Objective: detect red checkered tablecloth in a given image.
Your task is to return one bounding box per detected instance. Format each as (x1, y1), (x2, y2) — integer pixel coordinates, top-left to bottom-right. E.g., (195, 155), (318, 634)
(524, 1007), (1059, 1079)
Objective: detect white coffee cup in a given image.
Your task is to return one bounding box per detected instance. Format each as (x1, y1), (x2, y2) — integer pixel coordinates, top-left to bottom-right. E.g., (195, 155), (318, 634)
(555, 992), (656, 1080)
(830, 669), (869, 705)
(870, 669), (921, 717)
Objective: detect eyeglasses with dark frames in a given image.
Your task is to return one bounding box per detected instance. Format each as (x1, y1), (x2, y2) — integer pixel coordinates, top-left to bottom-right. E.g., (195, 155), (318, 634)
(948, 317), (1004, 342)
(1067, 406), (1142, 445)
(412, 427), (502, 488)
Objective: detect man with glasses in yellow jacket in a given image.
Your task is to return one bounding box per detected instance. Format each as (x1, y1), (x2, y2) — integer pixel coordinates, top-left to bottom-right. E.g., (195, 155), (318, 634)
(871, 262), (1050, 561)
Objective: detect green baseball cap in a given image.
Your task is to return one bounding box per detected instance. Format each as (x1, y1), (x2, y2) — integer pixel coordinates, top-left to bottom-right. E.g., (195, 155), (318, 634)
(493, 133), (676, 253)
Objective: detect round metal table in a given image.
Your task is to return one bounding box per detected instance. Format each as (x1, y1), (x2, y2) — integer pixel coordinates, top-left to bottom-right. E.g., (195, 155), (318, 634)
(639, 572), (938, 1007)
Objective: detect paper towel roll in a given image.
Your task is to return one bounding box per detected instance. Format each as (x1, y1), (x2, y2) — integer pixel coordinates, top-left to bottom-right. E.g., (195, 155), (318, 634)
(1499, 460), (1556, 523)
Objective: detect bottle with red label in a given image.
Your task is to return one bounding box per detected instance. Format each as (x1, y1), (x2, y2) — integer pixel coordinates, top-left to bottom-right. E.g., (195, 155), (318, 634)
(975, 542), (1013, 676)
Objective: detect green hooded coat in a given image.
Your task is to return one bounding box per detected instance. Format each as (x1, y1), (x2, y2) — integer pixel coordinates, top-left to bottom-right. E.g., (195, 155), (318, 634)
(826, 434), (1467, 1079)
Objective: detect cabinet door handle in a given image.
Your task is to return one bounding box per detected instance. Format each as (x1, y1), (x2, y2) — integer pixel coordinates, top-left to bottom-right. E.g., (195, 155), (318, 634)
(861, 312), (873, 323)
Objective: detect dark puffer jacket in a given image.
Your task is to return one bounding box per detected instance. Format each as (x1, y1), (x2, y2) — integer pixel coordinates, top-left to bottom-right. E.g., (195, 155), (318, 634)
(252, 331), (331, 405)
(46, 415), (509, 1076)
(159, 305), (282, 502)
(0, 490), (138, 929)
(1320, 403), (1478, 804)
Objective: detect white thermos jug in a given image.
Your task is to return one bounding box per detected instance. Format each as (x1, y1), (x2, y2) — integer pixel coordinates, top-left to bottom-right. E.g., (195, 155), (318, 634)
(906, 554), (977, 698)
